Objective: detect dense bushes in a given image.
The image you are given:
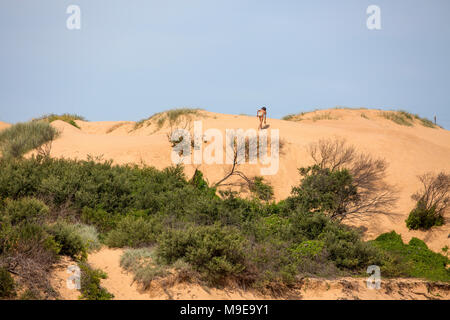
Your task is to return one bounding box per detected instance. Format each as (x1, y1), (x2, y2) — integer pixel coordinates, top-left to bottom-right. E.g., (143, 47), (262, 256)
(105, 215), (161, 248)
(157, 224), (246, 283)
(372, 231), (450, 281)
(0, 155), (448, 298)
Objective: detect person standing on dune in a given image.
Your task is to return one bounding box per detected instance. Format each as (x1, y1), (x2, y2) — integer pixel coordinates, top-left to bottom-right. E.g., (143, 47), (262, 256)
(257, 107), (267, 130)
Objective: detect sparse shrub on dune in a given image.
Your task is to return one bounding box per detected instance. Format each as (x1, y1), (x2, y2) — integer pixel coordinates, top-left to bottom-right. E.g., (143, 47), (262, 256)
(381, 110), (439, 128)
(0, 121), (60, 159)
(34, 113), (86, 129)
(133, 108), (202, 131)
(120, 248), (168, 289)
(406, 172), (449, 230)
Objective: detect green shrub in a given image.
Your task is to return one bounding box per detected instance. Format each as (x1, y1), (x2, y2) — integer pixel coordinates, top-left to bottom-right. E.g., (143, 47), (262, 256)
(47, 222), (87, 260)
(406, 200), (444, 230)
(157, 224), (246, 283)
(372, 231), (450, 282)
(78, 262), (114, 300)
(105, 216), (161, 248)
(34, 113), (86, 129)
(250, 177), (274, 201)
(3, 198), (49, 225)
(288, 166), (359, 220)
(0, 121), (59, 159)
(0, 267), (16, 298)
(81, 207), (118, 233)
(120, 248), (167, 289)
(72, 223), (101, 252)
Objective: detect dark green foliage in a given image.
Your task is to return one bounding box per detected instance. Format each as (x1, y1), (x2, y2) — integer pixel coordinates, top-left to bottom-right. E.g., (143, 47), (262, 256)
(105, 215), (162, 248)
(3, 198), (49, 225)
(406, 200), (444, 230)
(0, 155), (447, 293)
(78, 262), (114, 300)
(372, 231), (450, 282)
(250, 177), (274, 201)
(157, 224), (246, 283)
(47, 222), (87, 260)
(0, 267), (16, 298)
(0, 121), (60, 159)
(288, 166), (359, 219)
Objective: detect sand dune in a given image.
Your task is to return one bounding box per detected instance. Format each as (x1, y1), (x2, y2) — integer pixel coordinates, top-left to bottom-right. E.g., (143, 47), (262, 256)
(0, 121), (11, 131)
(44, 109), (450, 253)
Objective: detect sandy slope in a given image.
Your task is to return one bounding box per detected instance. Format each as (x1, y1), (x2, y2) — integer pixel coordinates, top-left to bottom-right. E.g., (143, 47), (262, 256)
(45, 109), (450, 252)
(0, 121), (11, 131)
(52, 247), (449, 300)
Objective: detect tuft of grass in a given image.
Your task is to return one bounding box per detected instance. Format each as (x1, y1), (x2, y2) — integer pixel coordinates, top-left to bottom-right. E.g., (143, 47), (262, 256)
(106, 122), (128, 134)
(360, 113), (369, 119)
(0, 121), (60, 159)
(311, 112), (337, 122)
(34, 114), (86, 129)
(381, 111), (414, 126)
(281, 114), (296, 121)
(120, 248), (168, 289)
(133, 108), (201, 131)
(382, 110), (438, 128)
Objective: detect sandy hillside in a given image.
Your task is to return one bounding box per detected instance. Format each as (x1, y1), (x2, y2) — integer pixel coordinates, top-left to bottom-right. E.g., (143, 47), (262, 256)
(0, 121), (11, 130)
(51, 247), (450, 300)
(43, 108), (450, 252)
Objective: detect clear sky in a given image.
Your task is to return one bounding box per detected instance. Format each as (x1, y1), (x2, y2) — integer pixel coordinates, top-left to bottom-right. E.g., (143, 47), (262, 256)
(1, 0), (449, 129)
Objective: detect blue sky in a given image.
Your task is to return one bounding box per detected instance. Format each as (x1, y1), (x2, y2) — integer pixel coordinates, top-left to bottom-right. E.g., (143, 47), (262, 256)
(1, 0), (449, 129)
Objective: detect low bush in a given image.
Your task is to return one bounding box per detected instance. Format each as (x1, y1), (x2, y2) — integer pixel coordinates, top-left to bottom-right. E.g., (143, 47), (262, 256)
(120, 248), (167, 289)
(0, 267), (16, 299)
(250, 177), (274, 201)
(157, 224), (246, 283)
(47, 222), (87, 260)
(406, 200), (444, 230)
(78, 262), (114, 300)
(3, 198), (49, 225)
(105, 216), (161, 248)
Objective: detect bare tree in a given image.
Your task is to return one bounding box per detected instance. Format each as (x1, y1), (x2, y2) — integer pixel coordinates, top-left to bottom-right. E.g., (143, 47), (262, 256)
(213, 136), (252, 189)
(306, 138), (398, 221)
(412, 172), (449, 219)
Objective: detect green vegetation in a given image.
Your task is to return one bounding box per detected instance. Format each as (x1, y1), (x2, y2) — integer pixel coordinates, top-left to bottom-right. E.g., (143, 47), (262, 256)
(0, 121), (60, 159)
(250, 177), (274, 201)
(120, 248), (169, 289)
(134, 108), (201, 131)
(372, 232), (450, 282)
(0, 139), (448, 298)
(34, 113), (86, 129)
(0, 267), (16, 298)
(406, 172), (449, 230)
(78, 262), (114, 300)
(381, 110), (438, 128)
